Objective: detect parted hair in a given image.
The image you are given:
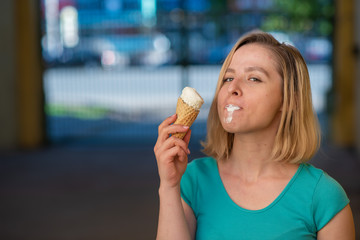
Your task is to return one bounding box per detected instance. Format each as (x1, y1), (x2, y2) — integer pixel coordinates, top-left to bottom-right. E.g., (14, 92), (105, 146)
(202, 30), (321, 164)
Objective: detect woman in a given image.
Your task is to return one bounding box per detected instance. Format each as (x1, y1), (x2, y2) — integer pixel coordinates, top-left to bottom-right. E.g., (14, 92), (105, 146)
(154, 31), (355, 239)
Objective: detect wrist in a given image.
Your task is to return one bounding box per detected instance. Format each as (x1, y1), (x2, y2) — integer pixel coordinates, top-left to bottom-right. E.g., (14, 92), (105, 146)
(158, 183), (181, 196)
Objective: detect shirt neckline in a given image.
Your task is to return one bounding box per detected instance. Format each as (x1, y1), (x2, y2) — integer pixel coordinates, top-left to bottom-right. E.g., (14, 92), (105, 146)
(211, 158), (304, 213)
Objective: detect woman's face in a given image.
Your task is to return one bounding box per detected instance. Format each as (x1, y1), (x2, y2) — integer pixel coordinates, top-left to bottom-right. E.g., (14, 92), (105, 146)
(217, 43), (283, 135)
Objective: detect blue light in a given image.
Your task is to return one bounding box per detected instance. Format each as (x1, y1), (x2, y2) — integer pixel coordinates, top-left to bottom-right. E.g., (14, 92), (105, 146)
(141, 0), (156, 19)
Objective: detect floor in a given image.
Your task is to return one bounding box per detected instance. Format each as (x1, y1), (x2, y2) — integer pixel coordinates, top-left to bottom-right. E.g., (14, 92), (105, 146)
(0, 143), (359, 239)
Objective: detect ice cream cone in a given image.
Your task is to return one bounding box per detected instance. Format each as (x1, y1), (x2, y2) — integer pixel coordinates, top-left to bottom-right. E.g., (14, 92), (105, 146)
(173, 98), (200, 139)
(173, 87), (204, 139)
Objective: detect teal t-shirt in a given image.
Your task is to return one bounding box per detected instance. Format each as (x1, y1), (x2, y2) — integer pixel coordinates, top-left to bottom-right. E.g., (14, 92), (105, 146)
(180, 157), (349, 240)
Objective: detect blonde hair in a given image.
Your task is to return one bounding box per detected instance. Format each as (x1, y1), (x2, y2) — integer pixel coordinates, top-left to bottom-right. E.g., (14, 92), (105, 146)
(202, 31), (321, 164)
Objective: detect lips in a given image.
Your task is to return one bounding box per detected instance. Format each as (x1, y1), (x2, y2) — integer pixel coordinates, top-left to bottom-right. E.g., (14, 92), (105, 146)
(225, 104), (242, 111)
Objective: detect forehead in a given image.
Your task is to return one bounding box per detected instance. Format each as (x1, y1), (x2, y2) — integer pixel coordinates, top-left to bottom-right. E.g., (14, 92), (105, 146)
(230, 43), (278, 70)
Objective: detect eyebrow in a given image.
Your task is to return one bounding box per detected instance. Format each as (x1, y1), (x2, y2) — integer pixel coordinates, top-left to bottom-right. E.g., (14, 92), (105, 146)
(226, 66), (270, 77)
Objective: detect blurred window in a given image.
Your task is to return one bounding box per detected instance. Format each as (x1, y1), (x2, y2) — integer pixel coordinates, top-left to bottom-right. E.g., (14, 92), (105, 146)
(40, 0), (334, 146)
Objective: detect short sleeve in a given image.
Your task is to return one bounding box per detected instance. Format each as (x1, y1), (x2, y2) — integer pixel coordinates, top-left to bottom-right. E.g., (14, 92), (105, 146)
(180, 162), (198, 215)
(312, 172), (350, 231)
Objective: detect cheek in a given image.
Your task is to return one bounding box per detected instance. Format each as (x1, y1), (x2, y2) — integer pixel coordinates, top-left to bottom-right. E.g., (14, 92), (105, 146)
(217, 95), (229, 122)
(262, 91), (282, 112)
(217, 88), (226, 108)
(217, 98), (224, 117)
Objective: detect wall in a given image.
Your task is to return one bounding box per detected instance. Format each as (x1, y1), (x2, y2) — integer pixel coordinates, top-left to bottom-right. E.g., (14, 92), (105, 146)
(0, 0), (44, 150)
(356, 0), (360, 155)
(332, 0), (356, 147)
(14, 0), (45, 148)
(0, 1), (17, 149)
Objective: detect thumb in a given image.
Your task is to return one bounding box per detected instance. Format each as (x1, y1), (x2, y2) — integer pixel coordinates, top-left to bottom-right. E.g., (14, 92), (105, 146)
(183, 129), (192, 146)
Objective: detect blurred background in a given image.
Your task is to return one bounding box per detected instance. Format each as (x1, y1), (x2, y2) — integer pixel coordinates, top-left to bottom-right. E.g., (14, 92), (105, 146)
(0, 0), (359, 239)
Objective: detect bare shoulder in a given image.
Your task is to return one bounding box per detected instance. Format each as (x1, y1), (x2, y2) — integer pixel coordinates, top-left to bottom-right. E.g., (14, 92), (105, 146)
(317, 204), (355, 240)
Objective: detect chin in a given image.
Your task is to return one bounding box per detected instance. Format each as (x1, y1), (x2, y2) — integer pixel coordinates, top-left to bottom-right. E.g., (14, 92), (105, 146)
(221, 121), (240, 133)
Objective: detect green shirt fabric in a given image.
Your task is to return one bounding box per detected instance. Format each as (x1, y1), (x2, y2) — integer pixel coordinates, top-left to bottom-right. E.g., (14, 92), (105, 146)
(180, 157), (349, 240)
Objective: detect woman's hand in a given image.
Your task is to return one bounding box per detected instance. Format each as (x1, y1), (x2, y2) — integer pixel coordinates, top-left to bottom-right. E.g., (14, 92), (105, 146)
(154, 114), (192, 189)
(155, 114), (196, 240)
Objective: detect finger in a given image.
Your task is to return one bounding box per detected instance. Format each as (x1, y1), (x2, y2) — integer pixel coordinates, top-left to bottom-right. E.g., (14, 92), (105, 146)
(171, 146), (188, 164)
(177, 148), (188, 162)
(172, 136), (190, 155)
(158, 114), (177, 135)
(155, 114), (177, 152)
(159, 124), (189, 143)
(158, 136), (190, 156)
(183, 129), (192, 146)
(162, 145), (184, 162)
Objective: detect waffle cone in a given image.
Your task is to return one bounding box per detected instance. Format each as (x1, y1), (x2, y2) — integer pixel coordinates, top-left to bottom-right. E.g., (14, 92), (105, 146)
(173, 98), (199, 139)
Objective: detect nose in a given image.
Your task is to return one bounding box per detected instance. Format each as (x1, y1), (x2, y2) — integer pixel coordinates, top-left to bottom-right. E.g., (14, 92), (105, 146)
(227, 78), (242, 96)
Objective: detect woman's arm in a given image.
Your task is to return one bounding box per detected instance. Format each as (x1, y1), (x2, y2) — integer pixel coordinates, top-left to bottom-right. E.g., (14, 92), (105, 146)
(157, 186), (194, 240)
(154, 114), (194, 240)
(182, 199), (197, 239)
(317, 204), (355, 240)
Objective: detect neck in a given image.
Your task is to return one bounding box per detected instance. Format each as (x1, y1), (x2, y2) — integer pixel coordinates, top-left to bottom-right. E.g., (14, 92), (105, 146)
(223, 130), (281, 182)
(220, 111), (288, 182)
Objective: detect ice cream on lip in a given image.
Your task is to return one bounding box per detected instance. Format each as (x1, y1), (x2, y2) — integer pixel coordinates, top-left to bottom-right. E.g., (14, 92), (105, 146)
(225, 104), (241, 124)
(225, 104), (241, 111)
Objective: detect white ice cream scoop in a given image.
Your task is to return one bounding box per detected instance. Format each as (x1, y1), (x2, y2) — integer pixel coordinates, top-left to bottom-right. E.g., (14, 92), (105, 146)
(180, 87), (204, 110)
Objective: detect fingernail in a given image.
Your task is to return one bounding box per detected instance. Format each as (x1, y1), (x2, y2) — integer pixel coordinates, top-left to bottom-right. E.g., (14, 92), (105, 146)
(187, 148), (191, 154)
(183, 126), (189, 129)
